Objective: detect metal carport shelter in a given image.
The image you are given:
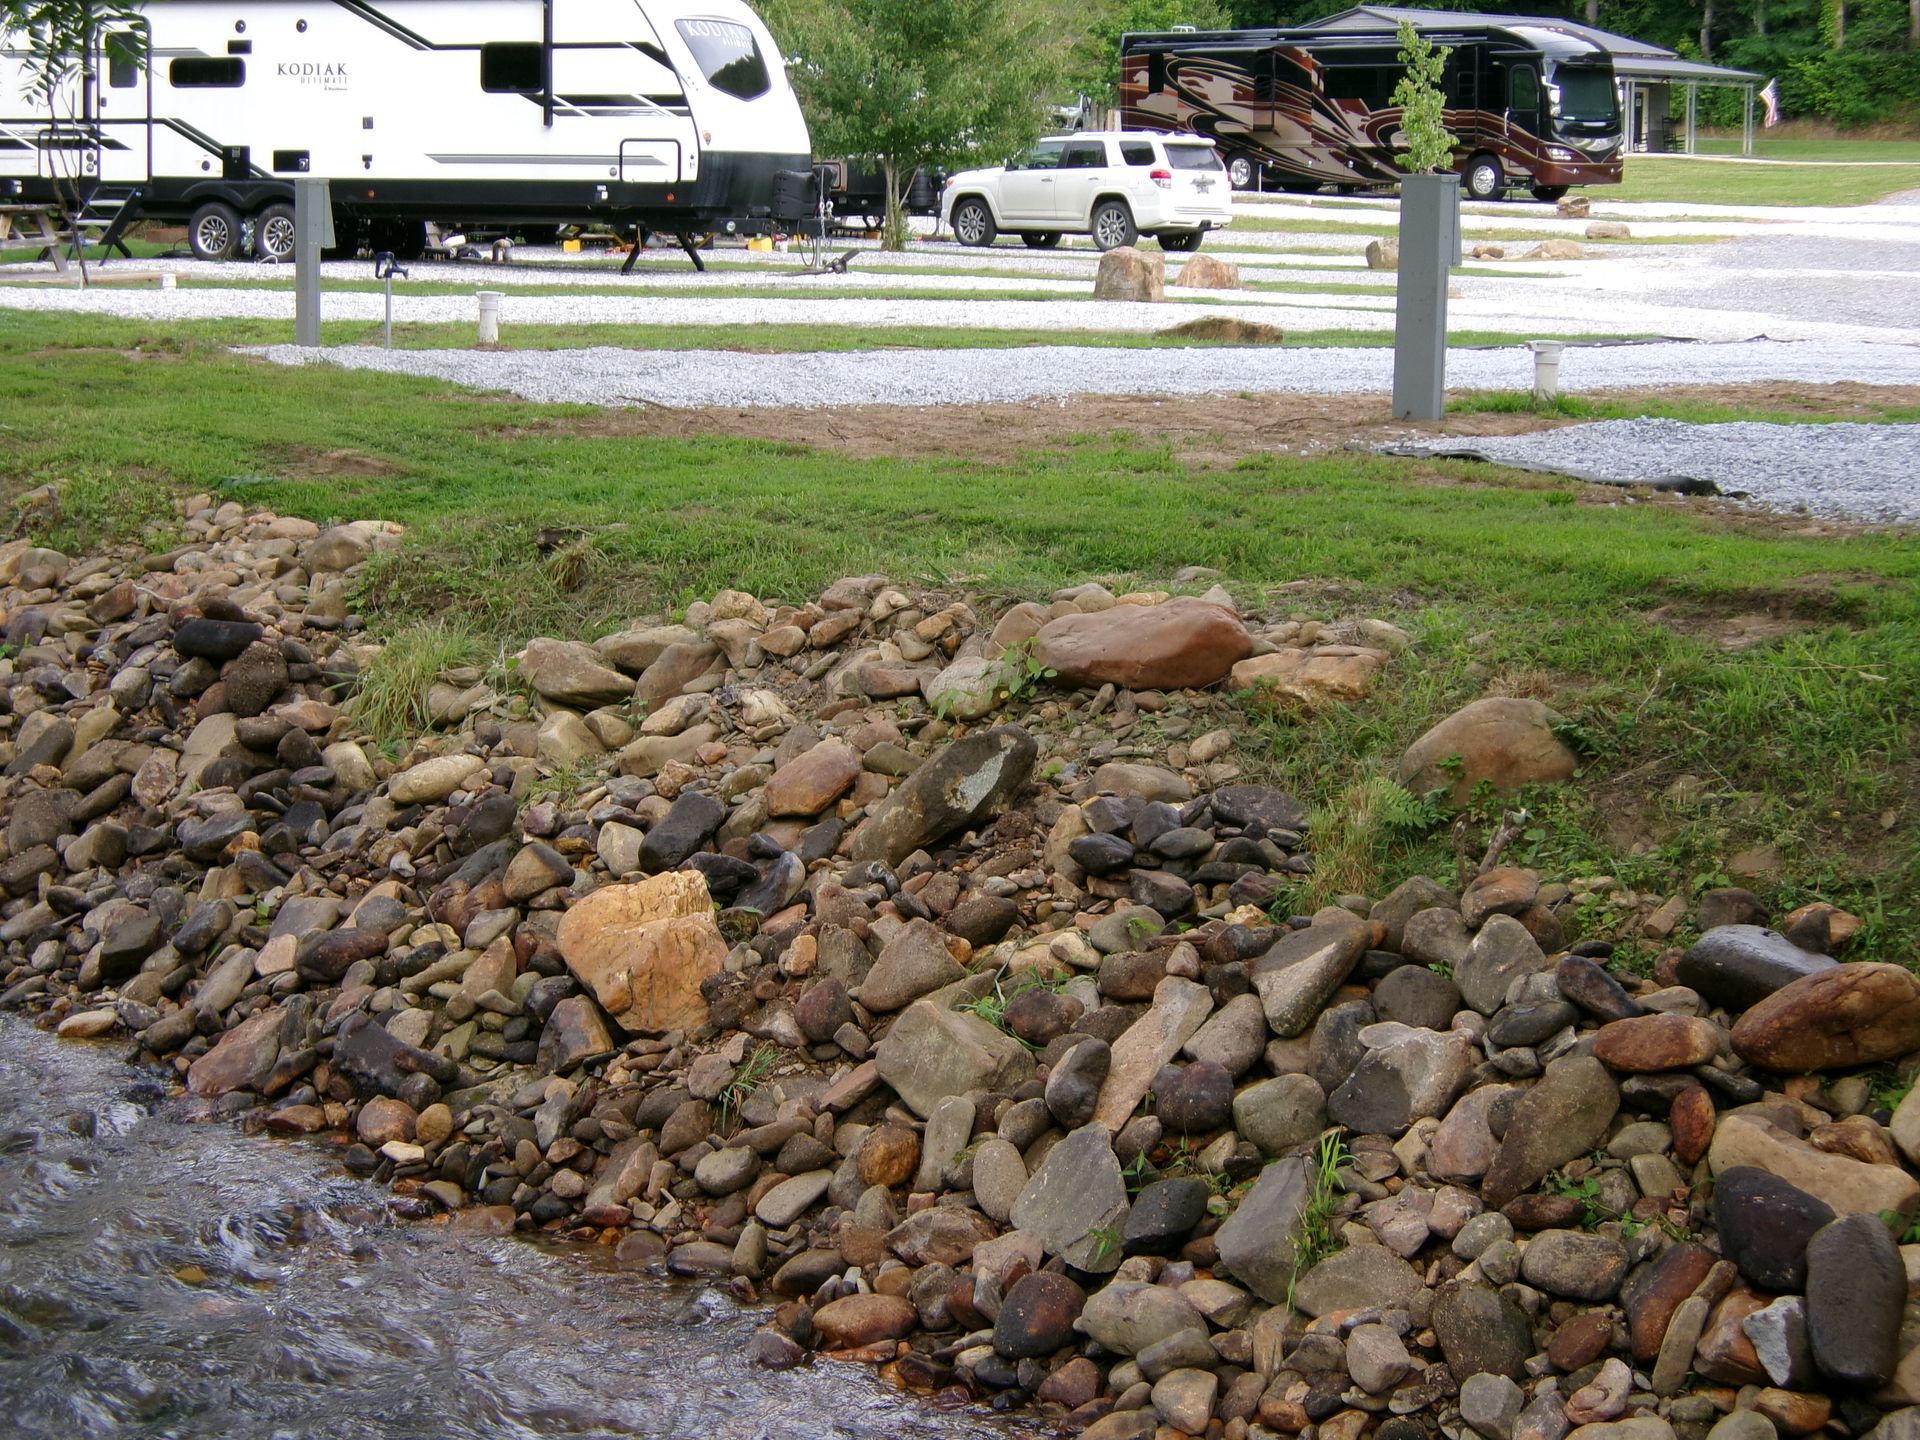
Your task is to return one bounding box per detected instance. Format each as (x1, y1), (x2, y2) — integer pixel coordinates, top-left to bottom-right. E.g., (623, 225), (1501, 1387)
(1303, 7), (1767, 154)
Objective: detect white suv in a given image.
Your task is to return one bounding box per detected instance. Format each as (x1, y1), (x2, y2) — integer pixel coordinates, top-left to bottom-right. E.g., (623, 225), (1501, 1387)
(941, 131), (1233, 253)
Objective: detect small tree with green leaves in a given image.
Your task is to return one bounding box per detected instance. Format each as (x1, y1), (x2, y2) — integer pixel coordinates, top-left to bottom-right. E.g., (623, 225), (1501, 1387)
(1390, 18), (1457, 175)
(1, 0), (145, 280)
(762, 0), (1066, 250)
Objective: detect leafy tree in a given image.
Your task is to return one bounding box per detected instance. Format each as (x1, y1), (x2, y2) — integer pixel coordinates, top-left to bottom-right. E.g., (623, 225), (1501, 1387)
(761, 0), (1067, 250)
(1065, 0), (1234, 107)
(1391, 19), (1456, 173)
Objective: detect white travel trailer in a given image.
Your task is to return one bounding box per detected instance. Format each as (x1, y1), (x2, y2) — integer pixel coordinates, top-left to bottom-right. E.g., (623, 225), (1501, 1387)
(0, 0), (810, 260)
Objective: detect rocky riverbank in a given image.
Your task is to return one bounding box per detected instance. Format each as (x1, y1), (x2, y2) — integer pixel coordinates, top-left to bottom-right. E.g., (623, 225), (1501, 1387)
(3, 495), (1918, 1440)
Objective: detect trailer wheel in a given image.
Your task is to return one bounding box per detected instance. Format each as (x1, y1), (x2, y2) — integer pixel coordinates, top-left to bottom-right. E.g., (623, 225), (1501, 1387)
(323, 216), (363, 262)
(1090, 199), (1137, 252)
(252, 203), (297, 262)
(1463, 154), (1505, 202)
(1280, 181), (1323, 194)
(952, 197), (996, 247)
(370, 219), (427, 261)
(1530, 184), (1568, 203)
(1022, 232), (1062, 249)
(188, 201), (241, 261)
(1226, 154), (1257, 190)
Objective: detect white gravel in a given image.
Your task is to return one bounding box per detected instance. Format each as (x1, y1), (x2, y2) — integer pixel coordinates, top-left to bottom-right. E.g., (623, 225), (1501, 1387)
(1399, 418), (1920, 525)
(250, 338), (1920, 410)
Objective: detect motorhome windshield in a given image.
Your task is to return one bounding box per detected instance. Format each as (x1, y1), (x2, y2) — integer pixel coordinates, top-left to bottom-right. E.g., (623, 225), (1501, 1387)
(1549, 65), (1618, 126)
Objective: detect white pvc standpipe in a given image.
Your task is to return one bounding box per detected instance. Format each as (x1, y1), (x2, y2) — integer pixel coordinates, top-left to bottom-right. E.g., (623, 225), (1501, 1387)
(1529, 340), (1566, 402)
(476, 290), (503, 345)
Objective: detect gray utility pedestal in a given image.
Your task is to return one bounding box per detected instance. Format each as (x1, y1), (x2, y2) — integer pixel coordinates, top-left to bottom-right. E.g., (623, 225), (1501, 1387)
(293, 178), (335, 347)
(1391, 172), (1462, 423)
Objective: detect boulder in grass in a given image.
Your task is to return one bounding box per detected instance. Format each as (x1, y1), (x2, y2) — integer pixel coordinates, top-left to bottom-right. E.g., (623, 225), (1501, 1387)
(1171, 253), (1241, 290)
(1093, 246), (1164, 301)
(1034, 597), (1253, 693)
(1398, 697), (1577, 805)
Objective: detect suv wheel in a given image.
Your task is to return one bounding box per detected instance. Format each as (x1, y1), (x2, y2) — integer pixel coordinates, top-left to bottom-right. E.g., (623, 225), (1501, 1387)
(952, 197), (996, 247)
(1463, 154), (1505, 201)
(1090, 199), (1137, 252)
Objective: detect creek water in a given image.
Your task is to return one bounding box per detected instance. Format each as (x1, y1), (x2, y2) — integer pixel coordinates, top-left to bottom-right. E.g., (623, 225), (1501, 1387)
(0, 1017), (1021, 1439)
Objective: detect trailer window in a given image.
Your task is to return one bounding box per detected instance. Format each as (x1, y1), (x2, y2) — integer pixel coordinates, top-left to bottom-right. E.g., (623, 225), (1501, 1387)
(481, 43), (546, 94)
(106, 34), (139, 89)
(675, 18), (769, 100)
(170, 57), (244, 88)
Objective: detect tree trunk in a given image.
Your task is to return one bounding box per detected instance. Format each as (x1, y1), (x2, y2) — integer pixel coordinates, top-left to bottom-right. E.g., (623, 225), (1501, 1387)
(1584, 0), (1598, 24)
(1909, 0), (1917, 45)
(1755, 0), (1767, 37)
(1834, 0), (1846, 50)
(881, 155), (908, 253)
(1700, 0), (1715, 60)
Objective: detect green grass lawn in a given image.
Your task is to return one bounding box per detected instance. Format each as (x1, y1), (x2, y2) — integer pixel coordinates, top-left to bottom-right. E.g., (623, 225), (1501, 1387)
(1695, 135), (1920, 163)
(1610, 154), (1920, 206)
(1, 311), (1913, 958)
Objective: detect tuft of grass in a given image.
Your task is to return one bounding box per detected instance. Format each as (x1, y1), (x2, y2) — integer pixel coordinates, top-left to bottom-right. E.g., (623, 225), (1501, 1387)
(10, 465), (180, 554)
(1288, 1130), (1354, 1309)
(1287, 775), (1444, 911)
(347, 620), (484, 747)
(716, 1043), (779, 1136)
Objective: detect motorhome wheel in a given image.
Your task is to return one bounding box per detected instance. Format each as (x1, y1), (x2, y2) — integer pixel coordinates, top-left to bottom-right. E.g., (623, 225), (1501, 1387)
(1530, 184), (1568, 202)
(1464, 155), (1505, 201)
(1227, 154), (1256, 190)
(188, 202), (241, 262)
(1091, 200), (1137, 251)
(253, 204), (296, 262)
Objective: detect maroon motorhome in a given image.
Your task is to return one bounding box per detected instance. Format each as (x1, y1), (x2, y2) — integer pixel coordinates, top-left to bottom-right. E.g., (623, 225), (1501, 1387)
(1119, 19), (1624, 200)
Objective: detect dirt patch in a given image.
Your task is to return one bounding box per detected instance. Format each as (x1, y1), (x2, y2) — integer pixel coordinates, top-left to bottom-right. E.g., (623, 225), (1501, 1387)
(494, 381), (1920, 474)
(277, 448), (406, 480)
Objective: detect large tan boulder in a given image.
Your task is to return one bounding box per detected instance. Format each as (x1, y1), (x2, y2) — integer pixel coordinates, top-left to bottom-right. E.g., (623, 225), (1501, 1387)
(1093, 246), (1164, 302)
(1365, 239), (1399, 271)
(1557, 196), (1592, 219)
(1172, 253), (1242, 290)
(1230, 645), (1389, 702)
(1523, 239), (1587, 261)
(518, 638), (632, 708)
(1730, 963), (1920, 1072)
(1398, 697), (1577, 804)
(1034, 597), (1252, 692)
(556, 871), (727, 1033)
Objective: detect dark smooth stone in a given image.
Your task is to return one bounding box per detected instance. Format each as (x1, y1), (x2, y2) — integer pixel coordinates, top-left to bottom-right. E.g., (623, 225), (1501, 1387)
(1676, 925), (1836, 1010)
(1555, 953), (1647, 1022)
(1714, 1165), (1834, 1293)
(1123, 1177), (1209, 1255)
(173, 617), (264, 662)
(1806, 1212), (1904, 1386)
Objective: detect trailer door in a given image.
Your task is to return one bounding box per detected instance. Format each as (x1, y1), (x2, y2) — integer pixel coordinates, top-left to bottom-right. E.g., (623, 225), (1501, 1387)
(94, 27), (150, 185)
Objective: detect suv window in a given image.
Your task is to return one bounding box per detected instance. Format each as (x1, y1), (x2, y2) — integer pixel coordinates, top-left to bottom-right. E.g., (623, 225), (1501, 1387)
(1060, 140), (1107, 170)
(1015, 141), (1065, 171)
(1119, 141), (1156, 166)
(1163, 144), (1219, 171)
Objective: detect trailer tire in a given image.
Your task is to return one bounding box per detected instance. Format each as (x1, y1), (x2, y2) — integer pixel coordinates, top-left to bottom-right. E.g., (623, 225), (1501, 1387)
(1280, 180), (1323, 194)
(1090, 199), (1137, 252)
(323, 216), (363, 262)
(952, 197), (996, 247)
(1022, 232), (1062, 249)
(370, 219), (427, 261)
(1463, 154), (1505, 201)
(1530, 184), (1568, 203)
(1227, 154), (1258, 190)
(188, 201), (242, 261)
(252, 203), (297, 262)
(1158, 231), (1203, 252)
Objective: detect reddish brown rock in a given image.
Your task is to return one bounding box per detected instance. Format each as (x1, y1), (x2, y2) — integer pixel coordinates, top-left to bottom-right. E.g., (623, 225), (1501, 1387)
(992, 1271), (1087, 1359)
(858, 1123), (922, 1190)
(185, 1008), (283, 1098)
(765, 739), (861, 818)
(1461, 866), (1542, 927)
(1592, 1014), (1722, 1073)
(812, 1293), (919, 1349)
(1754, 1389), (1831, 1436)
(1624, 1240), (1717, 1363)
(1227, 645), (1387, 702)
(1731, 963), (1920, 1072)
(1548, 1311), (1616, 1372)
(1661, 1085), (1713, 1168)
(555, 870), (727, 1034)
(1033, 597), (1253, 692)
(1397, 697), (1578, 805)
(1694, 1286), (1771, 1384)
(355, 1096), (417, 1146)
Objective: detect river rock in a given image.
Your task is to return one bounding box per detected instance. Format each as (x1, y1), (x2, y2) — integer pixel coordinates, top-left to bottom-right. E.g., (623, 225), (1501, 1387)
(1676, 925), (1836, 1010)
(1713, 1166), (1833, 1291)
(1807, 1212), (1903, 1385)
(1181, 992), (1268, 1076)
(185, 1007), (282, 1097)
(1709, 1113), (1920, 1220)
(1743, 1296), (1816, 1389)
(389, 753), (484, 805)
(857, 918), (964, 1013)
(538, 995), (613, 1070)
(1123, 1177), (1209, 1254)
(1520, 1229), (1629, 1301)
(813, 1293), (918, 1349)
(1433, 1281), (1534, 1380)
(1292, 1244), (1423, 1317)
(1622, 1240), (1717, 1363)
(173, 617), (263, 662)
(1252, 918), (1368, 1038)
(850, 726), (1037, 866)
(1034, 597), (1250, 692)
(1328, 1020), (1473, 1136)
(1092, 975), (1212, 1130)
(1074, 1280), (1206, 1356)
(1556, 954), (1646, 1022)
(519, 638), (632, 707)
(1152, 1060), (1233, 1134)
(1233, 1073), (1327, 1157)
(1482, 1055), (1619, 1208)
(1011, 1122), (1130, 1273)
(1397, 697), (1577, 804)
(1046, 1035), (1110, 1129)
(1458, 914), (1548, 1016)
(555, 870), (728, 1034)
(1374, 964), (1462, 1030)
(1215, 1155), (1309, 1303)
(994, 1271), (1087, 1359)
(1730, 962), (1920, 1072)
(1591, 1013), (1721, 1072)
(766, 738), (860, 817)
(874, 995), (1037, 1119)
